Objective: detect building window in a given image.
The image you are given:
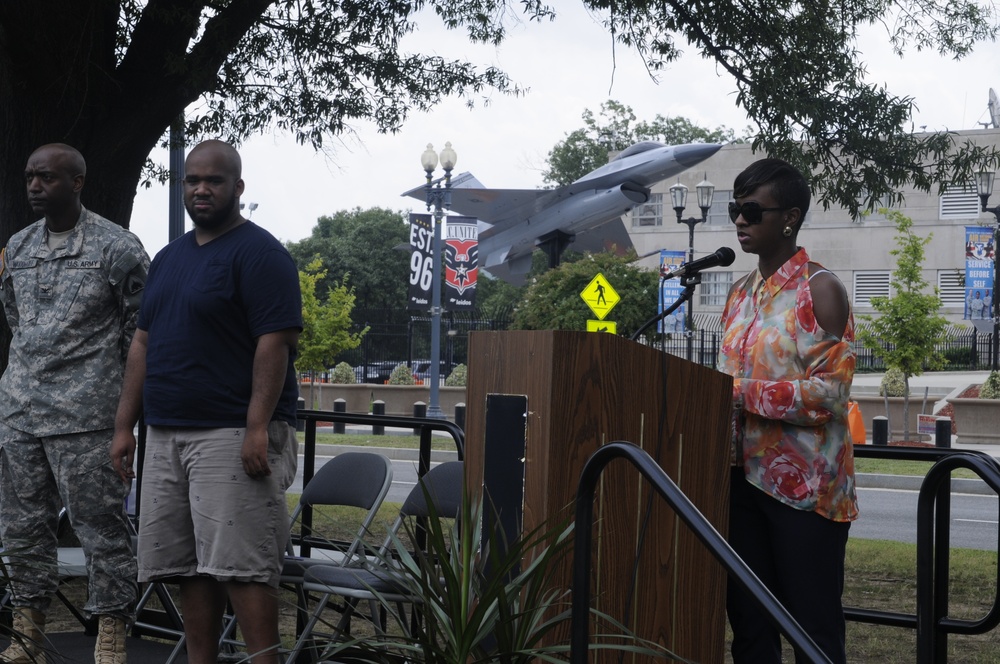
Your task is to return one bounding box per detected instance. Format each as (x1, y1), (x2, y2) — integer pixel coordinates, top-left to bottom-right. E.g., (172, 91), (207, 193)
(940, 183), (980, 219)
(937, 270), (965, 306)
(632, 193), (662, 227)
(853, 271), (891, 307)
(699, 271), (733, 307)
(707, 189), (733, 226)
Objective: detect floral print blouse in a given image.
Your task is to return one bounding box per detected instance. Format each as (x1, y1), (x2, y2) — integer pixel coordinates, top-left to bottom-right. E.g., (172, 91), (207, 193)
(718, 248), (859, 522)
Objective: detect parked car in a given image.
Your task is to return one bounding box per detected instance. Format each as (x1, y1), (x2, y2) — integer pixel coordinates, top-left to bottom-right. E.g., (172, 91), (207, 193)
(411, 360), (449, 384)
(362, 360), (403, 384)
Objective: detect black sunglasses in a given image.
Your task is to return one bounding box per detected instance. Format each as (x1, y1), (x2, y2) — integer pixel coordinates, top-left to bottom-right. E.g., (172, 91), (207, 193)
(728, 201), (788, 225)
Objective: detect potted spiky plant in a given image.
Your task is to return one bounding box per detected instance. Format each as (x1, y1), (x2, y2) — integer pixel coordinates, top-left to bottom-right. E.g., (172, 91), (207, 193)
(311, 497), (682, 664)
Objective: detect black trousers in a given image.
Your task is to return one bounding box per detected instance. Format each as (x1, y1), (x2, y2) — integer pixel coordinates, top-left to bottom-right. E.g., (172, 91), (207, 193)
(727, 468), (851, 664)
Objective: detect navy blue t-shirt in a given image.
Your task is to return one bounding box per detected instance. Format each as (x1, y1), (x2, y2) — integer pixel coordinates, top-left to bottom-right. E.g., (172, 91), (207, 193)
(138, 222), (303, 427)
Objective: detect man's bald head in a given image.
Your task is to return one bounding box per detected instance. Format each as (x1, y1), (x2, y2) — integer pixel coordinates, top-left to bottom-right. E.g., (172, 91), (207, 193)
(186, 140), (242, 180)
(29, 143), (87, 179)
(183, 140), (246, 237)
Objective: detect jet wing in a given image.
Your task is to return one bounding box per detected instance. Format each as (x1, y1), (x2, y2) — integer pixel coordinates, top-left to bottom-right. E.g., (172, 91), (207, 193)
(479, 217), (635, 287)
(447, 187), (568, 228)
(567, 216), (634, 257)
(403, 173), (569, 229)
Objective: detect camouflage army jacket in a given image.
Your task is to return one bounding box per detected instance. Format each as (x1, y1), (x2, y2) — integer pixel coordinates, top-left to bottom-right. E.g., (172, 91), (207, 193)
(0, 208), (150, 436)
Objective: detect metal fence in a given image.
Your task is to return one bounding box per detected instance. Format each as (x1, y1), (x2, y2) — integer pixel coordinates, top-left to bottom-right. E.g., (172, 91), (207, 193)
(330, 306), (515, 382)
(853, 323), (996, 373)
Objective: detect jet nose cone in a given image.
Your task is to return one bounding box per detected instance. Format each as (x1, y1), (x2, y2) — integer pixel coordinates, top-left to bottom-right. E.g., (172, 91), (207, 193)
(674, 143), (723, 168)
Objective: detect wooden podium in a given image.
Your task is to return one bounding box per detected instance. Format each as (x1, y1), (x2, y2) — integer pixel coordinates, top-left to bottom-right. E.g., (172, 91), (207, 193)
(464, 330), (733, 663)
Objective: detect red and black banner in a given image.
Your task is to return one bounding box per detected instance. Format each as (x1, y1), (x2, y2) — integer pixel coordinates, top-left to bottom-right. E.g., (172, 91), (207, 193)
(444, 216), (478, 310)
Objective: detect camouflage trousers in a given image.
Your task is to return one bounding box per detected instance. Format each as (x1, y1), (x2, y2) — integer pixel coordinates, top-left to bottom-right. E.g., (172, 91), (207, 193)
(0, 425), (137, 620)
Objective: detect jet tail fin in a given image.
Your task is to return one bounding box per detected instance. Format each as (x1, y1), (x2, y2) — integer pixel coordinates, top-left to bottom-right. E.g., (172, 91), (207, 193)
(400, 171), (485, 200)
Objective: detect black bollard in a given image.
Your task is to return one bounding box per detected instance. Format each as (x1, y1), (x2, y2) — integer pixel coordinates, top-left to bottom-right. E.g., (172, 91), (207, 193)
(872, 416), (888, 446)
(333, 399), (346, 435)
(455, 402), (466, 432)
(372, 400), (385, 436)
(935, 417), (952, 448)
(413, 402), (427, 435)
(296, 397), (306, 433)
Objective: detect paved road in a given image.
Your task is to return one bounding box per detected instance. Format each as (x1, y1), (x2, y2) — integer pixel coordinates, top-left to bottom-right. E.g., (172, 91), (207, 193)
(290, 446), (457, 502)
(853, 486), (999, 550)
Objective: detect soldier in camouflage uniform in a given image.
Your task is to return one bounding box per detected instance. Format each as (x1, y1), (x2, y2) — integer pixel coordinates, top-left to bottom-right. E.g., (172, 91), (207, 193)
(0, 144), (149, 664)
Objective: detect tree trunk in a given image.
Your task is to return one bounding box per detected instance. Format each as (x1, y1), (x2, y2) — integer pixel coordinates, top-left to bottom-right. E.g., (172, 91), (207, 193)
(0, 1), (200, 369)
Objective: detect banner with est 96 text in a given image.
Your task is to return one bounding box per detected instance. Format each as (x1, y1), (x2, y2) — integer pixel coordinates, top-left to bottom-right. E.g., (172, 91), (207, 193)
(408, 214), (479, 311)
(407, 213), (434, 310)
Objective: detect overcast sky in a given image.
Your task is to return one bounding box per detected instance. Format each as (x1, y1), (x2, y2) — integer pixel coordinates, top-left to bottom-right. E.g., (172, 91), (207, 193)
(128, 1), (1000, 255)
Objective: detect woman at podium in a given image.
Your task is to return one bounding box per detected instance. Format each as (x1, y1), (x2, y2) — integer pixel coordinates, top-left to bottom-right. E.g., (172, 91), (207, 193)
(718, 158), (858, 664)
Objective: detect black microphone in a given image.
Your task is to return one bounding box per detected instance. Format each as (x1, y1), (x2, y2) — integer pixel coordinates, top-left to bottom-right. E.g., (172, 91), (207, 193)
(661, 246), (736, 280)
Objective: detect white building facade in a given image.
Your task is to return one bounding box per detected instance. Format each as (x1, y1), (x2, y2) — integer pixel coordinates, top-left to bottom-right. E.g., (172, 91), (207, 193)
(627, 128), (1000, 328)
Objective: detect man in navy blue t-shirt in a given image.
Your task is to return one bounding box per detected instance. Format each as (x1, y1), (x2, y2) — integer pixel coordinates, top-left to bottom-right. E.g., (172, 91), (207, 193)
(112, 140), (302, 664)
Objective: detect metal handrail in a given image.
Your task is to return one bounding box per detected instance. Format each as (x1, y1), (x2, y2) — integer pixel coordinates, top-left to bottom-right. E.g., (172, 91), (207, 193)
(916, 451), (1000, 663)
(569, 441), (832, 664)
(848, 445), (1000, 663)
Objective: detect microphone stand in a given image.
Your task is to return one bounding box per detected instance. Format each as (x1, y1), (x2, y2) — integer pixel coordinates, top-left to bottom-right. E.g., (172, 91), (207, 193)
(631, 272), (702, 342)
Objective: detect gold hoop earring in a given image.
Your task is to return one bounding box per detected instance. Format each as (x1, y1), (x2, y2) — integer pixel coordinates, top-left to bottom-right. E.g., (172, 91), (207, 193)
(783, 226), (793, 237)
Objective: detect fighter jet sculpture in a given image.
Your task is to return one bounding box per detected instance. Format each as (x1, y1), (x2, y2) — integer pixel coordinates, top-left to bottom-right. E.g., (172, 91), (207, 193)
(403, 141), (722, 284)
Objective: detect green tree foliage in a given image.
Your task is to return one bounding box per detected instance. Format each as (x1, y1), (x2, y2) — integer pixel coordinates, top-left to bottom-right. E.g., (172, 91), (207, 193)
(3, 1), (997, 237)
(543, 100), (742, 186)
(857, 210), (948, 437)
(474, 275), (522, 318)
(596, 1), (1000, 217)
(0, 1), (544, 235)
(297, 258), (367, 376)
(512, 252), (658, 336)
(286, 208), (410, 309)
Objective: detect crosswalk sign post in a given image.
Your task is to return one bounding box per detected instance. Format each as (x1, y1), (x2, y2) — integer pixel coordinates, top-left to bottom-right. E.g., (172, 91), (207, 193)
(580, 273), (620, 320)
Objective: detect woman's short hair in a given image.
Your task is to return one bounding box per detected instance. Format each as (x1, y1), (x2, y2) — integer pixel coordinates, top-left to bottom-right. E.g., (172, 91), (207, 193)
(733, 158), (811, 220)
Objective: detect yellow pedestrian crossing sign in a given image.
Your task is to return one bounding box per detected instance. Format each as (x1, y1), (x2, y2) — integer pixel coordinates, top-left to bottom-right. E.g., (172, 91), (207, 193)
(580, 273), (619, 320)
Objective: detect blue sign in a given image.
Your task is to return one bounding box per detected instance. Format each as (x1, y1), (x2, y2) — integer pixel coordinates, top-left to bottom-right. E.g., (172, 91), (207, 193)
(658, 250), (687, 334)
(964, 226), (994, 321)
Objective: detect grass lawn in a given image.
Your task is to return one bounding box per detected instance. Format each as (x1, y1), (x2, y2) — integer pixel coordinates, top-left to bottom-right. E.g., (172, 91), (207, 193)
(838, 539), (1000, 663)
(854, 456), (986, 480)
(313, 431), (457, 452)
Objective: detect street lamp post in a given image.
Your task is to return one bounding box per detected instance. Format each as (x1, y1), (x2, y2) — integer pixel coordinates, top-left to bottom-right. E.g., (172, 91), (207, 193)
(669, 176), (715, 363)
(976, 170), (1000, 370)
(420, 142), (457, 419)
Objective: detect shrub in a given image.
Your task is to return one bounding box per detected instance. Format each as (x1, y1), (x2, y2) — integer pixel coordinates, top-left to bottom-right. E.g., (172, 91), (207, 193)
(879, 367), (907, 397)
(330, 362), (356, 384)
(941, 346), (974, 368)
(388, 363), (415, 385)
(445, 363), (467, 387)
(980, 370), (1000, 399)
